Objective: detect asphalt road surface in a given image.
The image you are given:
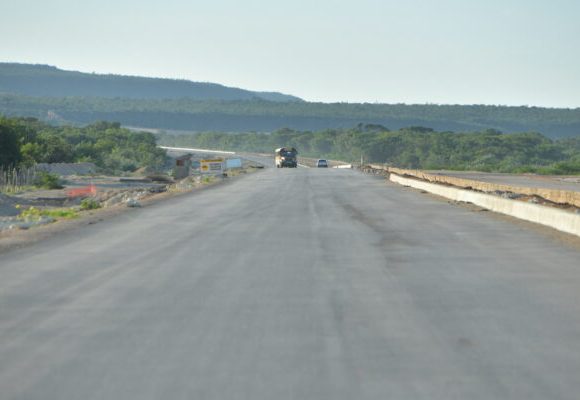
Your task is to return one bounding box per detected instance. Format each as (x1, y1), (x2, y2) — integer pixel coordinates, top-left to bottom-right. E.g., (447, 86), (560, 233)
(1, 167), (580, 400)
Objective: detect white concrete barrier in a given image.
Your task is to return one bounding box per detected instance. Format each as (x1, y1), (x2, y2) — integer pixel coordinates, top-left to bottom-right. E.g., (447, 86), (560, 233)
(160, 146), (236, 155)
(390, 174), (580, 237)
(334, 164), (353, 169)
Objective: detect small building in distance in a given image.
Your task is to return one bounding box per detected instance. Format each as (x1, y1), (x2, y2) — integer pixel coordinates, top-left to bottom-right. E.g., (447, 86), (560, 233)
(173, 154), (192, 179)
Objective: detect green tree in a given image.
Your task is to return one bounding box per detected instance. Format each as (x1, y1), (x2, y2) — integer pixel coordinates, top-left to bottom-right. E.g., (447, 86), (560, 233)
(0, 118), (22, 167)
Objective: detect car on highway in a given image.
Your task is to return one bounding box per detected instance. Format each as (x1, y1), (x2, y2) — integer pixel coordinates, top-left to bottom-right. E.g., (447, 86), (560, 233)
(316, 159), (328, 168)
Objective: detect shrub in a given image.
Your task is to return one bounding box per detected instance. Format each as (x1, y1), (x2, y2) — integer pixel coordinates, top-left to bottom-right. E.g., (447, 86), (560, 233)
(43, 208), (79, 219)
(16, 206), (78, 221)
(80, 198), (101, 210)
(16, 205), (44, 222)
(34, 171), (63, 189)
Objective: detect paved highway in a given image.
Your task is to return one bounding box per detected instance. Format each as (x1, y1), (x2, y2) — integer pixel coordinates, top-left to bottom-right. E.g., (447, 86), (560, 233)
(1, 167), (580, 399)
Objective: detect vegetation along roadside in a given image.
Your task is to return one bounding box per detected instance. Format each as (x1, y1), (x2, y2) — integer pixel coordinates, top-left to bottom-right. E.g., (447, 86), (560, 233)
(157, 125), (580, 174)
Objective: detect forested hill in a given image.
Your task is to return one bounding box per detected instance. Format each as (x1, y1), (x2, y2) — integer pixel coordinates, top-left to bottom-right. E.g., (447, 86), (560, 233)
(1, 63), (579, 138)
(1, 95), (579, 138)
(0, 63), (302, 102)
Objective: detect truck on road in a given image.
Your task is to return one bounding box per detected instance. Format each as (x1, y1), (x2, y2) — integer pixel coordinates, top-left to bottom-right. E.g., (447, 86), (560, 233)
(275, 147), (298, 168)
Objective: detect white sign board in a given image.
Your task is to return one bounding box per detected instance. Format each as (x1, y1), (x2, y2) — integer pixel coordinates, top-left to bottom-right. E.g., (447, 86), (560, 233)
(200, 159), (224, 174)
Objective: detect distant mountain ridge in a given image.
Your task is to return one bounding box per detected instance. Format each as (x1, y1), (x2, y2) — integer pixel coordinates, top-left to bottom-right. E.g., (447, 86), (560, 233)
(2, 94), (579, 138)
(0, 63), (302, 102)
(1, 63), (579, 138)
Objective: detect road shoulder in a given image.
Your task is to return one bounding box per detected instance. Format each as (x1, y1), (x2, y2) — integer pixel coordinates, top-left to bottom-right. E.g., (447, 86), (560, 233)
(0, 169), (262, 255)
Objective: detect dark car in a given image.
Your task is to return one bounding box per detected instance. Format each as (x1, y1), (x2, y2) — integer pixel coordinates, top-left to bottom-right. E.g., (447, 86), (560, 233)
(316, 159), (328, 168)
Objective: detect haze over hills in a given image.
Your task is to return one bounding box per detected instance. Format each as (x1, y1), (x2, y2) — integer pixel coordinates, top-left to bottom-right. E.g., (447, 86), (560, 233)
(1, 63), (579, 138)
(0, 63), (302, 102)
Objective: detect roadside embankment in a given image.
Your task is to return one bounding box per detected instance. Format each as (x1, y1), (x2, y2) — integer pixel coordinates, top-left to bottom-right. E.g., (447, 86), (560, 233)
(365, 165), (580, 237)
(0, 166), (262, 253)
(372, 165), (580, 208)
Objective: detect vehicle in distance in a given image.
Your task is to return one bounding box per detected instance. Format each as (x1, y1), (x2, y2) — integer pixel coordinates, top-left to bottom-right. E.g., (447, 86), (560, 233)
(275, 147), (298, 168)
(316, 159), (328, 168)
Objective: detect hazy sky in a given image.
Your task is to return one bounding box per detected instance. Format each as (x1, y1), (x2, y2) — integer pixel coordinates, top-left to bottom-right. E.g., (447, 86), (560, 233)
(1, 0), (579, 107)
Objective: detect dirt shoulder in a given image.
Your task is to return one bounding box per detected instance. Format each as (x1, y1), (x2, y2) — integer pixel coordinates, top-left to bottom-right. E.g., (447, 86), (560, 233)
(0, 168), (262, 255)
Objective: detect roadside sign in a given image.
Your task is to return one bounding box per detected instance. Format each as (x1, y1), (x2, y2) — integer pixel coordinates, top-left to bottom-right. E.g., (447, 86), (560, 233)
(226, 158), (242, 169)
(200, 159), (224, 174)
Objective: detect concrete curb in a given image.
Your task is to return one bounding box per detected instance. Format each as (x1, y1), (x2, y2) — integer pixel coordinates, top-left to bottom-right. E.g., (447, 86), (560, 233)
(378, 165), (580, 208)
(390, 174), (580, 237)
(333, 164), (353, 169)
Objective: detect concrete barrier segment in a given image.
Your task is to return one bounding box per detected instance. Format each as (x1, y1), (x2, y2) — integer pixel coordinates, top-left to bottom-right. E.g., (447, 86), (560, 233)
(159, 146), (236, 155)
(386, 167), (580, 208)
(390, 173), (580, 237)
(334, 164), (353, 169)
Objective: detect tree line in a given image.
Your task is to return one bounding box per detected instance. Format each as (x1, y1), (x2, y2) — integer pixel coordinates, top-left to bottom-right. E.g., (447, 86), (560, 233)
(1, 95), (579, 138)
(0, 117), (166, 174)
(157, 125), (580, 174)
(2, 116), (579, 175)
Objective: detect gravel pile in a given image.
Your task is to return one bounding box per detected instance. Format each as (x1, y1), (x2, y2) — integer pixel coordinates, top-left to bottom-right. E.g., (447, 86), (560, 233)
(0, 216), (55, 232)
(103, 190), (151, 208)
